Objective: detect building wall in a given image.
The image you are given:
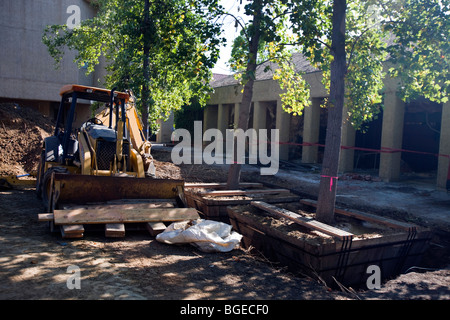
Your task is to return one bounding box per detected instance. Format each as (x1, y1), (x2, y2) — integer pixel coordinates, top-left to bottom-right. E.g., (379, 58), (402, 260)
(208, 72), (326, 106)
(207, 72), (450, 189)
(156, 112), (174, 144)
(0, 0), (103, 114)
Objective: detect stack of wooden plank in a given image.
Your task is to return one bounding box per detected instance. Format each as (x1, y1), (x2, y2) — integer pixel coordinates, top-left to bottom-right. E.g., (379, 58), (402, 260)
(251, 201), (354, 239)
(38, 199), (200, 239)
(184, 182), (301, 223)
(299, 199), (416, 232)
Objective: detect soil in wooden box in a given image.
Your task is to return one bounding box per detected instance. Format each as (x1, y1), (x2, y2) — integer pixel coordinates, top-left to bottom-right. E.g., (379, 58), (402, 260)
(227, 202), (431, 289)
(184, 183), (300, 224)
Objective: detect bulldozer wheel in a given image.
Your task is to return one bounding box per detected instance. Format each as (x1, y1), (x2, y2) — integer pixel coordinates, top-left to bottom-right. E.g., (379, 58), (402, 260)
(41, 167), (68, 211)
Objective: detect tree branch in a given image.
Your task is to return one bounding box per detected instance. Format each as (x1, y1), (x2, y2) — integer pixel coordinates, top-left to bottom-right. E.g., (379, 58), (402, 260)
(346, 20), (383, 70)
(219, 11), (250, 42)
(272, 9), (293, 21)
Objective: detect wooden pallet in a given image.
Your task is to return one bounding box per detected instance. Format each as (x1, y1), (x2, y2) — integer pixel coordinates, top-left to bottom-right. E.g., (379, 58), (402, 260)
(184, 184), (300, 223)
(38, 200), (200, 239)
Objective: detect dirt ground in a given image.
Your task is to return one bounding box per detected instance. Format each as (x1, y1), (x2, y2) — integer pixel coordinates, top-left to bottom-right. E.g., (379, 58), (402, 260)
(0, 179), (449, 301)
(0, 103), (449, 302)
(0, 150), (449, 301)
(0, 103), (53, 176)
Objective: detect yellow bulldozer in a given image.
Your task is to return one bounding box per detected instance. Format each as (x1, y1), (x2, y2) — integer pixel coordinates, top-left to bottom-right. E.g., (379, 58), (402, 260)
(36, 85), (198, 238)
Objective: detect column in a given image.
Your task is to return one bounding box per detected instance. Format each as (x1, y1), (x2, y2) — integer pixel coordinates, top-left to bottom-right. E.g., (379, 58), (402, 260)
(233, 103), (240, 129)
(379, 91), (405, 181)
(217, 104), (230, 135)
(252, 101), (267, 160)
(156, 112), (174, 143)
(339, 104), (356, 172)
(203, 105), (218, 132)
(437, 101), (450, 189)
(302, 98), (321, 163)
(252, 101), (266, 131)
(217, 104), (230, 154)
(276, 99), (290, 161)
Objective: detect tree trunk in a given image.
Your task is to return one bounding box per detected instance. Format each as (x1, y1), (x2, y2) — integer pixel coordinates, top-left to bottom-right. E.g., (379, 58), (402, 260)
(315, 0), (347, 224)
(141, 0), (151, 139)
(226, 0), (263, 189)
(226, 77), (255, 189)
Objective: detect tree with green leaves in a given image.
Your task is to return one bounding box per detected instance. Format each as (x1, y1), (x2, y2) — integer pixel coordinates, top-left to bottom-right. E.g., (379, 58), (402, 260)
(307, 0), (448, 223)
(223, 0), (305, 189)
(223, 0), (384, 202)
(42, 0), (224, 137)
(226, 0), (448, 224)
(285, 0), (448, 223)
(288, 0), (389, 223)
(225, 0), (264, 189)
(310, 0), (348, 224)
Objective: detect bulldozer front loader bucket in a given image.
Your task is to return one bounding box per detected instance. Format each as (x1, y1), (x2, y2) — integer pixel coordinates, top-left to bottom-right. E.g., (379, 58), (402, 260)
(49, 173), (186, 210)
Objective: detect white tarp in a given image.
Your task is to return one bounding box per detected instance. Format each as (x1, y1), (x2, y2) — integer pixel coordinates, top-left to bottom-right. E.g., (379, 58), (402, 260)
(156, 219), (243, 253)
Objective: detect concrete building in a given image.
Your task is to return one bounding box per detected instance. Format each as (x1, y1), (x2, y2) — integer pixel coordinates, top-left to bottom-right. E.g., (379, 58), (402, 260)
(1, 1), (447, 183)
(206, 53), (450, 189)
(0, 0), (173, 142)
(0, 0), (104, 123)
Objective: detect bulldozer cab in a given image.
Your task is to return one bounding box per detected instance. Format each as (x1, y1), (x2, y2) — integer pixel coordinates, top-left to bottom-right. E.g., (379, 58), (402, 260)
(54, 84), (129, 167)
(36, 84), (159, 209)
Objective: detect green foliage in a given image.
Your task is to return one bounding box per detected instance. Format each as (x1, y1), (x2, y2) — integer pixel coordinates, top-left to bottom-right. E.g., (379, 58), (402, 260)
(285, 0), (389, 131)
(226, 0), (314, 115)
(344, 1), (388, 131)
(382, 0), (449, 104)
(228, 28), (269, 72)
(227, 0), (448, 131)
(42, 0), (225, 130)
(292, 0), (449, 130)
(273, 54), (312, 116)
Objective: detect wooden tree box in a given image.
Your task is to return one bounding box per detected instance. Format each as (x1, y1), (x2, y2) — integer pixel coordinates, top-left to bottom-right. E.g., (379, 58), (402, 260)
(184, 182), (301, 224)
(227, 200), (432, 288)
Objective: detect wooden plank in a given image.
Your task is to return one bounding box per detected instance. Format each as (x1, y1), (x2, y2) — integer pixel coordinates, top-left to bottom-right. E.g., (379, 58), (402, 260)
(40, 201), (176, 222)
(185, 182), (263, 189)
(105, 223), (126, 238)
(106, 199), (177, 205)
(61, 232), (83, 239)
(146, 222), (167, 236)
(63, 202), (176, 211)
(201, 189), (291, 197)
(61, 224), (84, 234)
(300, 199), (415, 231)
(60, 225), (84, 239)
(53, 207), (200, 225)
(38, 213), (54, 222)
(251, 201), (353, 239)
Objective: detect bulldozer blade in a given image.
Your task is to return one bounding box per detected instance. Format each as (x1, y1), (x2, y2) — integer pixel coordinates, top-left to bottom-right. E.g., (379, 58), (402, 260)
(51, 173), (185, 208)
